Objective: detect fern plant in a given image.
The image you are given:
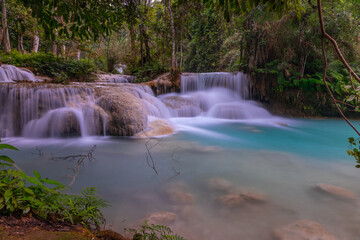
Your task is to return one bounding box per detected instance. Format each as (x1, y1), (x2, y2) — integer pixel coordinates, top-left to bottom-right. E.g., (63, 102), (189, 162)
(127, 221), (186, 240)
(0, 139), (108, 229)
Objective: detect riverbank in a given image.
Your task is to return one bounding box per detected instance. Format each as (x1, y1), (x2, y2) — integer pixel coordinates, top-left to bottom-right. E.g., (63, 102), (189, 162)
(0, 215), (129, 240)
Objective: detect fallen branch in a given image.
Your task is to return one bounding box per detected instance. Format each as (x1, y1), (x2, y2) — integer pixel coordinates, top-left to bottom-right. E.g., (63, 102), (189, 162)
(144, 139), (181, 181)
(51, 145), (96, 187)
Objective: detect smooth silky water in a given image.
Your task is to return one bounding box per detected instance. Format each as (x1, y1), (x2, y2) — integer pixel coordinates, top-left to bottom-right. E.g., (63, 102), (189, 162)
(3, 119), (360, 239)
(1, 71), (360, 239)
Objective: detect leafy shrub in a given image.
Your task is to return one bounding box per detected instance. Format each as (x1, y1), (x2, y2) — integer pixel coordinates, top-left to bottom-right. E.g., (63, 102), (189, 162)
(126, 61), (166, 82)
(127, 221), (186, 240)
(0, 51), (95, 81)
(0, 139), (108, 229)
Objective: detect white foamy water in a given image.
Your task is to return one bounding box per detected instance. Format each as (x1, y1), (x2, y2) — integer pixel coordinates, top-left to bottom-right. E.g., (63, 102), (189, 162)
(0, 64), (37, 82)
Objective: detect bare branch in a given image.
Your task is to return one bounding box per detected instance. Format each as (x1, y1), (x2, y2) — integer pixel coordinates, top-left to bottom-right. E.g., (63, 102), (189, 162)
(51, 145), (96, 187)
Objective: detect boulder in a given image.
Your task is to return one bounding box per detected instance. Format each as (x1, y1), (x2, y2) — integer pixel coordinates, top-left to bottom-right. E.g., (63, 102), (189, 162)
(274, 220), (337, 240)
(135, 119), (174, 138)
(316, 183), (358, 201)
(96, 91), (148, 136)
(146, 211), (177, 225)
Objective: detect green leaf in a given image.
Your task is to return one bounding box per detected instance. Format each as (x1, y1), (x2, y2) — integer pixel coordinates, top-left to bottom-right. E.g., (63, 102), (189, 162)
(42, 178), (64, 186)
(26, 176), (43, 186)
(0, 144), (19, 151)
(33, 170), (41, 180)
(0, 155), (14, 164)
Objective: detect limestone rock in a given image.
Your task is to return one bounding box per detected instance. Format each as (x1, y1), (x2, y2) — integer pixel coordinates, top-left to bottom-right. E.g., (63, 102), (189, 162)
(135, 119), (174, 138)
(274, 220), (337, 240)
(208, 178), (234, 192)
(96, 91), (148, 136)
(142, 73), (176, 95)
(316, 183), (358, 201)
(146, 211), (177, 225)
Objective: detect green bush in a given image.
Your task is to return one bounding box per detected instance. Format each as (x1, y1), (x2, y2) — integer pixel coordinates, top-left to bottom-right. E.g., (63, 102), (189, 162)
(0, 51), (96, 81)
(126, 61), (166, 82)
(0, 139), (108, 229)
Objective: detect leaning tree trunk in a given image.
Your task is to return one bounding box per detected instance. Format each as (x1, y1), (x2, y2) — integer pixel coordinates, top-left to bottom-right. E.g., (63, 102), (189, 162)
(2, 0), (11, 53)
(317, 0), (360, 136)
(167, 0), (176, 72)
(32, 34), (39, 53)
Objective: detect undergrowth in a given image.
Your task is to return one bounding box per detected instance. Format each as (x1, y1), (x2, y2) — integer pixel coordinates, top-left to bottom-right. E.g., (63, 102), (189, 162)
(0, 139), (108, 229)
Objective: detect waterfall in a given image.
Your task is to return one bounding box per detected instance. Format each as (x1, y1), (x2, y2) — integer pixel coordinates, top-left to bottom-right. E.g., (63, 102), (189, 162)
(162, 72), (273, 120)
(0, 84), (106, 138)
(0, 65), (37, 82)
(0, 71), (275, 138)
(181, 72), (250, 99)
(0, 82), (171, 138)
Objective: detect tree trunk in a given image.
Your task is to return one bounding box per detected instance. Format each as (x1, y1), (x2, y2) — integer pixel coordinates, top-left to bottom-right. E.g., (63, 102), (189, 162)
(61, 44), (66, 56)
(129, 25), (136, 59)
(32, 34), (39, 53)
(0, 27), (3, 47)
(77, 49), (81, 60)
(17, 32), (24, 53)
(167, 0), (176, 72)
(52, 42), (57, 55)
(180, 34), (183, 72)
(2, 0), (11, 53)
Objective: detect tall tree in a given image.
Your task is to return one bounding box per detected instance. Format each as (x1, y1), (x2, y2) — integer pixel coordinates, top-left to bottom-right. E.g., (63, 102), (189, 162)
(167, 0), (176, 72)
(2, 0), (11, 53)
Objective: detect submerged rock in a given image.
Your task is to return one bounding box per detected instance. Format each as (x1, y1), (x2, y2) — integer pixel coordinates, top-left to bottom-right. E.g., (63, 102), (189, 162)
(208, 178), (234, 192)
(218, 189), (267, 208)
(274, 220), (337, 240)
(219, 193), (245, 207)
(316, 183), (358, 201)
(135, 119), (174, 138)
(146, 211), (177, 225)
(240, 189), (267, 202)
(167, 189), (195, 205)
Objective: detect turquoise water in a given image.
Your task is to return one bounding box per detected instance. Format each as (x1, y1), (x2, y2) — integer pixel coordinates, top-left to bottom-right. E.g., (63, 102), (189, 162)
(3, 118), (360, 239)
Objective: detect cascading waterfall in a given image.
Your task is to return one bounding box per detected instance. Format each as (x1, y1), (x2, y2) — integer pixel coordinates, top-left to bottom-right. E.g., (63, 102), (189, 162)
(0, 65), (38, 82)
(0, 70), (275, 138)
(161, 72), (272, 119)
(0, 82), (170, 138)
(0, 84), (105, 138)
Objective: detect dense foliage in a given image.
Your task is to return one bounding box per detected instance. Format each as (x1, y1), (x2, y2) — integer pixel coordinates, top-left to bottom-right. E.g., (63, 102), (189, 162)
(0, 51), (95, 82)
(128, 221), (186, 240)
(0, 139), (108, 229)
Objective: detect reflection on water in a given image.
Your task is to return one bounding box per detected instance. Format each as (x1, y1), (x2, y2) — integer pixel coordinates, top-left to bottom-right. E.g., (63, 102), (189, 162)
(3, 119), (360, 240)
